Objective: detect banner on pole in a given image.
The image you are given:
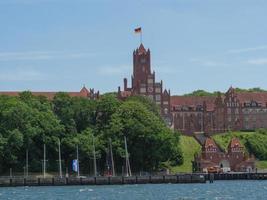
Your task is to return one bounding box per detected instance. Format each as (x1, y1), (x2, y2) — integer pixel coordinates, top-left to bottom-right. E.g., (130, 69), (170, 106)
(72, 159), (78, 172)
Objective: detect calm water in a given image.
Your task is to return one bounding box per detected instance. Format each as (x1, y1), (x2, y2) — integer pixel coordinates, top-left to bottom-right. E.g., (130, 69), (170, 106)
(0, 181), (267, 200)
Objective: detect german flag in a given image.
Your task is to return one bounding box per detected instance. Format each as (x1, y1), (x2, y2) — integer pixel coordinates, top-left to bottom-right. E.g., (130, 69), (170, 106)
(134, 27), (142, 33)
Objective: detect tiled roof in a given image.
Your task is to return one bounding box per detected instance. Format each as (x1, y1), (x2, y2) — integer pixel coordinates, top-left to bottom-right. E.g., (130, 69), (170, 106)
(0, 87), (90, 100)
(170, 96), (216, 111)
(120, 91), (132, 98)
(229, 137), (242, 148)
(236, 92), (267, 105)
(171, 90), (267, 111)
(204, 138), (218, 149)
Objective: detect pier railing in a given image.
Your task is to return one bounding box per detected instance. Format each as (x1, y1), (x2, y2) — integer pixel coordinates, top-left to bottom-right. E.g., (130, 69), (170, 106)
(1, 173), (267, 187)
(0, 174), (205, 187)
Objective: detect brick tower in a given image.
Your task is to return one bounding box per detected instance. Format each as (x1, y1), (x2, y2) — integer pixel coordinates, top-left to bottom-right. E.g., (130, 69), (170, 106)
(118, 43), (172, 125)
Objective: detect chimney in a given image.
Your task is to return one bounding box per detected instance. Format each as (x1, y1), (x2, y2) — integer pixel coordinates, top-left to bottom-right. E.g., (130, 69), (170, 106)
(124, 78), (127, 91)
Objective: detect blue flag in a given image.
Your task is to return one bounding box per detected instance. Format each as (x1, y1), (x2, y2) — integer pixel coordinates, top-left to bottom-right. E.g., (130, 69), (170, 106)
(72, 159), (78, 172)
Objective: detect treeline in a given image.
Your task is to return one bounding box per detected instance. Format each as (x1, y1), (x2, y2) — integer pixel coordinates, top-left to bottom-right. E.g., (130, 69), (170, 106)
(183, 88), (267, 97)
(0, 92), (182, 175)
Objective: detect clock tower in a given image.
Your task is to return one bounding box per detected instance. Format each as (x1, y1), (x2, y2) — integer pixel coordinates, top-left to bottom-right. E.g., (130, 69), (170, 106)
(118, 43), (172, 126)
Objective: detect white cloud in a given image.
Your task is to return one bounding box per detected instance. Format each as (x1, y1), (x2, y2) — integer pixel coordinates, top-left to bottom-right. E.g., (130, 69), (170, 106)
(0, 51), (95, 61)
(0, 69), (46, 81)
(227, 46), (267, 54)
(246, 58), (267, 65)
(97, 65), (131, 76)
(190, 58), (229, 67)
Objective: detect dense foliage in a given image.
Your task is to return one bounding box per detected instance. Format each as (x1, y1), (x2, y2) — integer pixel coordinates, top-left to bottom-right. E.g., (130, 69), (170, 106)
(183, 88), (267, 97)
(0, 92), (182, 175)
(212, 129), (267, 160)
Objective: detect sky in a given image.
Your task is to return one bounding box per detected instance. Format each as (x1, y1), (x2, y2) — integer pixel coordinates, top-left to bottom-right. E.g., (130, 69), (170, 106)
(0, 0), (267, 95)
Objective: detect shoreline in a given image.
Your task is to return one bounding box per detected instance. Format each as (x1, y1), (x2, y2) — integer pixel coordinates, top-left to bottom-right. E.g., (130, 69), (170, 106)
(1, 173), (267, 187)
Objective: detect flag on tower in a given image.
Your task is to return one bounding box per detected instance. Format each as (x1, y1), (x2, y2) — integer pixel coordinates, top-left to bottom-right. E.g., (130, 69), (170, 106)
(134, 27), (142, 33)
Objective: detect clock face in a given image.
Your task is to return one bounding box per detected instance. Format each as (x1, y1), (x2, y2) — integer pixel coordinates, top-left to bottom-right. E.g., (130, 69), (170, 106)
(148, 87), (153, 93)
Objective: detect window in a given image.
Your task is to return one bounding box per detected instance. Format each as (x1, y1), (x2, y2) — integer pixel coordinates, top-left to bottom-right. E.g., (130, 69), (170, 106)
(148, 95), (153, 100)
(164, 108), (168, 114)
(141, 58), (146, 63)
(163, 101), (169, 105)
(147, 79), (153, 84)
(155, 94), (161, 101)
(140, 88), (146, 93)
(155, 87), (161, 93)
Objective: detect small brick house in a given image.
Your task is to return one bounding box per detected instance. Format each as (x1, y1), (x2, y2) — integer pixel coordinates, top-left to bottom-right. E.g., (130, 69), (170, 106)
(193, 137), (255, 172)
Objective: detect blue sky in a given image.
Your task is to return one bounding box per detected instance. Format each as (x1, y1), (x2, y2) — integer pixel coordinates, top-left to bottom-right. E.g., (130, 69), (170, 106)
(0, 0), (267, 95)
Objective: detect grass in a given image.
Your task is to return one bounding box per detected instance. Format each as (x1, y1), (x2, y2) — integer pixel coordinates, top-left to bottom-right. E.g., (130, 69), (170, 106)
(171, 131), (267, 173)
(212, 131), (255, 152)
(256, 160), (267, 169)
(171, 135), (201, 173)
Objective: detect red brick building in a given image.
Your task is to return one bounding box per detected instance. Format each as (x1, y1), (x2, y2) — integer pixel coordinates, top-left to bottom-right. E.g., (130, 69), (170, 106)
(118, 44), (172, 125)
(1, 44), (267, 135)
(172, 87), (267, 135)
(118, 44), (267, 134)
(0, 86), (99, 100)
(193, 137), (255, 172)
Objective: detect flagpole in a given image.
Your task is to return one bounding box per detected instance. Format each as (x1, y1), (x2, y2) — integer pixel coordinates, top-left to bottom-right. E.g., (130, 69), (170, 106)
(26, 149), (29, 178)
(58, 139), (62, 178)
(109, 138), (115, 176)
(43, 144), (46, 178)
(124, 136), (131, 177)
(93, 135), (97, 177)
(76, 145), (80, 178)
(140, 30), (143, 44)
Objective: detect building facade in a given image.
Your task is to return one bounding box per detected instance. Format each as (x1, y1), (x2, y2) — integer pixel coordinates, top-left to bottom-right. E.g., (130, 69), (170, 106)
(193, 137), (255, 172)
(1, 44), (267, 135)
(118, 44), (172, 125)
(171, 87), (267, 135)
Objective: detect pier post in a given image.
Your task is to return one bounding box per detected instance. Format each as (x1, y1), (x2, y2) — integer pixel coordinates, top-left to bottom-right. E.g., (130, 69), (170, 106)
(52, 178), (54, 186)
(108, 176), (111, 185)
(9, 178), (12, 186)
(135, 176), (138, 184)
(209, 173), (214, 183)
(65, 177), (68, 185)
(80, 177), (83, 185)
(163, 175), (165, 183)
(121, 176), (124, 184)
(38, 178), (40, 186)
(24, 178), (26, 186)
(149, 175), (152, 183)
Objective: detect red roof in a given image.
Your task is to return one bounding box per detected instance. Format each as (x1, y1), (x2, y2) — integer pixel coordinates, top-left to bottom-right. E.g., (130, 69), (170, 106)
(236, 92), (267, 105)
(0, 87), (90, 100)
(170, 96), (216, 111)
(120, 91), (132, 98)
(204, 138), (218, 149)
(229, 137), (242, 148)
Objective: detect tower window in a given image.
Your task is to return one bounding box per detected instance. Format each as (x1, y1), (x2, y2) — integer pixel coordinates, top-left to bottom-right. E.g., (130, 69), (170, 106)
(141, 58), (146, 63)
